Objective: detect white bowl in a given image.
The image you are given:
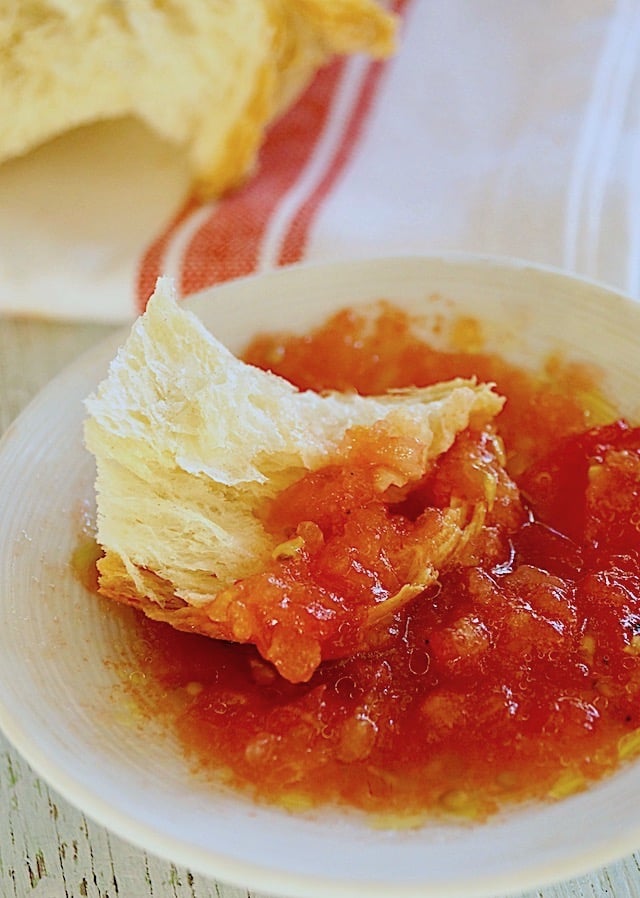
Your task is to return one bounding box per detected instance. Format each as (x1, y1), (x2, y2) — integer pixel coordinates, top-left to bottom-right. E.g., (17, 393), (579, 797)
(1, 254), (640, 898)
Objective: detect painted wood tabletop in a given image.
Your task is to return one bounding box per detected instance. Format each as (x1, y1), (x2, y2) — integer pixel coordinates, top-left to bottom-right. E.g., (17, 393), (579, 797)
(2, 313), (640, 898)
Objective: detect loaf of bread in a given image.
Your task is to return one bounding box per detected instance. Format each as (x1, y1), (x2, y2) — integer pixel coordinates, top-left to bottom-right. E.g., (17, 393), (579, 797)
(0, 0), (396, 197)
(84, 278), (504, 679)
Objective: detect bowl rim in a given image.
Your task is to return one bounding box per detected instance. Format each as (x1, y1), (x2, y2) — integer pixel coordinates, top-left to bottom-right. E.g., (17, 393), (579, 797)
(1, 252), (640, 898)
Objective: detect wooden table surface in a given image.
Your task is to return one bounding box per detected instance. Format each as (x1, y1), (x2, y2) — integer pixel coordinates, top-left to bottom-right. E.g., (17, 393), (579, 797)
(2, 313), (640, 898)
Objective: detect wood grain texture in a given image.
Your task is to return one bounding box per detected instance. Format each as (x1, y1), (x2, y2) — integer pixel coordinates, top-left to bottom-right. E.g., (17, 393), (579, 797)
(1, 313), (640, 898)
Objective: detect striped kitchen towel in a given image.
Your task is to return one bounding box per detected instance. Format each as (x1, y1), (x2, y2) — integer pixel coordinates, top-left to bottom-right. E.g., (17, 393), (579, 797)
(1, 0), (640, 320)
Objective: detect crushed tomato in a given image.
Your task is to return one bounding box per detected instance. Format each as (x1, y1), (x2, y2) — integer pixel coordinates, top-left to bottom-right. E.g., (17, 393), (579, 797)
(131, 305), (640, 822)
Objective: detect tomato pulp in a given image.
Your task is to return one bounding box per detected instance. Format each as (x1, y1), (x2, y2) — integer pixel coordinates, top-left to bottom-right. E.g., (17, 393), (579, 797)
(133, 304), (640, 822)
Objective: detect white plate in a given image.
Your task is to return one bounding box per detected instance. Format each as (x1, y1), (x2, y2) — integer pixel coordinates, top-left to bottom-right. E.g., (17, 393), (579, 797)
(2, 254), (640, 898)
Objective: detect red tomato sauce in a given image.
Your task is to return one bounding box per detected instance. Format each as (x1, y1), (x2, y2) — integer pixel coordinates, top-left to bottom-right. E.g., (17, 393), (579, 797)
(131, 304), (640, 822)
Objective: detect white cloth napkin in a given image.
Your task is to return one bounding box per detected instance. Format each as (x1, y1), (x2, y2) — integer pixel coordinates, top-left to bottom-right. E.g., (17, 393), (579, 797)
(1, 0), (639, 321)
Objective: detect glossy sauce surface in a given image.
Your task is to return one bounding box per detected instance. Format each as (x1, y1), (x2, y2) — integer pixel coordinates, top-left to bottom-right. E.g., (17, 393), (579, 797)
(131, 305), (640, 822)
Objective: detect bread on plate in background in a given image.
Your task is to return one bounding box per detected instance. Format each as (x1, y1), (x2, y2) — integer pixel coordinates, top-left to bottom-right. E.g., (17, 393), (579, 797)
(0, 0), (396, 198)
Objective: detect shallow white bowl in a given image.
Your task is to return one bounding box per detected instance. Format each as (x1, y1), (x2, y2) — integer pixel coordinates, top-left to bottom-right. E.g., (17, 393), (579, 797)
(1, 254), (640, 898)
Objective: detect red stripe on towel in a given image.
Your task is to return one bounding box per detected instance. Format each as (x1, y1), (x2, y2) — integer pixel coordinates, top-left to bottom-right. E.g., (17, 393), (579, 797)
(136, 0), (410, 312)
(277, 0), (410, 266)
(178, 58), (347, 296)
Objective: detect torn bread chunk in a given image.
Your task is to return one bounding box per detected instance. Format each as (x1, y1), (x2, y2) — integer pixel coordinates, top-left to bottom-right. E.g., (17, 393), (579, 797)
(84, 278), (505, 681)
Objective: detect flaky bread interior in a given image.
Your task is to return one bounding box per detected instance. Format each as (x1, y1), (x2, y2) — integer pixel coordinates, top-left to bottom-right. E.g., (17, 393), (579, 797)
(84, 277), (504, 633)
(0, 0), (396, 197)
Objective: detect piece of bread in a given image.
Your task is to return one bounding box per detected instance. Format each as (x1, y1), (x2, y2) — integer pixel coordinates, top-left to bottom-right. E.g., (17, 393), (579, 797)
(0, 0), (396, 197)
(84, 278), (504, 679)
